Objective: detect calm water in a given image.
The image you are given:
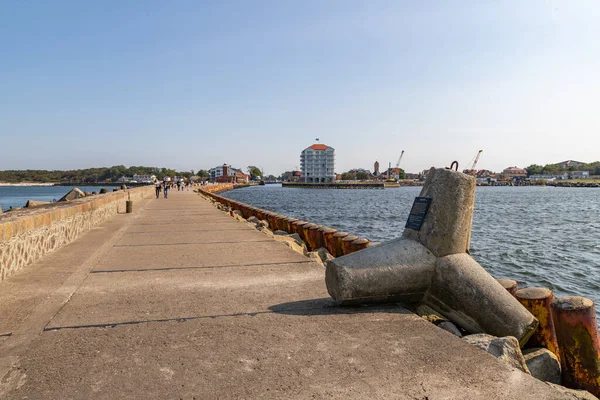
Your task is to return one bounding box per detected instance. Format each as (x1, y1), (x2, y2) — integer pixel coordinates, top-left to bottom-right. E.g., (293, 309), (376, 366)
(0, 186), (118, 211)
(223, 184), (600, 307)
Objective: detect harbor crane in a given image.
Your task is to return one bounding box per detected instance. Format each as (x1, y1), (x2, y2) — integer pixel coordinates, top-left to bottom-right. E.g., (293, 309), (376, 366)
(395, 150), (405, 169)
(463, 150), (483, 175)
(387, 150), (405, 182)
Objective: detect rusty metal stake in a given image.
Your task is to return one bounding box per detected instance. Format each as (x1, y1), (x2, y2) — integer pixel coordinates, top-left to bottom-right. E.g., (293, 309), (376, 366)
(516, 287), (560, 360)
(551, 296), (600, 395)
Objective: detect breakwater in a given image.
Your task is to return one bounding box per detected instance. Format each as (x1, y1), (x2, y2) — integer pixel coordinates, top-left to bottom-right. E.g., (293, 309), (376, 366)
(202, 180), (600, 396)
(199, 185), (372, 256)
(0, 185), (154, 282)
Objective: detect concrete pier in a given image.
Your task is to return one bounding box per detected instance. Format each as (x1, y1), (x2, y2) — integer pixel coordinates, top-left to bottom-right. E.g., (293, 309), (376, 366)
(0, 190), (574, 399)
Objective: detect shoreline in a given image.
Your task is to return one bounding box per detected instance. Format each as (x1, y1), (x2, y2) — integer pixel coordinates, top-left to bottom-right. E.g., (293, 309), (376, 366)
(0, 182), (57, 187)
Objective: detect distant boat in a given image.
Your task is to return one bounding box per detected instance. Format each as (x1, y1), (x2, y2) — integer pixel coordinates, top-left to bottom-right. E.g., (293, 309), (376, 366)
(259, 180), (265, 186)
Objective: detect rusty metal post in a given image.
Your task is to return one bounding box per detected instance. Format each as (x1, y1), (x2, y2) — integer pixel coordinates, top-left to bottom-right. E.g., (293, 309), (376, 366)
(351, 238), (369, 252)
(291, 220), (307, 239)
(551, 296), (600, 395)
(302, 223), (318, 251)
(298, 222), (313, 246)
(341, 235), (359, 255)
(321, 227), (338, 256)
(308, 224), (324, 250)
(516, 287), (560, 360)
(333, 232), (348, 257)
(497, 278), (519, 296)
(286, 218), (299, 234)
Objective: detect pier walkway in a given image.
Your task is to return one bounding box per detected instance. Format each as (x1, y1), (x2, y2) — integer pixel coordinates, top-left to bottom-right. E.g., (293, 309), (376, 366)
(0, 190), (571, 399)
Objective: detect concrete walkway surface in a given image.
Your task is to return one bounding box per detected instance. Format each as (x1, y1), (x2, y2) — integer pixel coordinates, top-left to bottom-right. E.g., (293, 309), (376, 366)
(0, 189), (573, 399)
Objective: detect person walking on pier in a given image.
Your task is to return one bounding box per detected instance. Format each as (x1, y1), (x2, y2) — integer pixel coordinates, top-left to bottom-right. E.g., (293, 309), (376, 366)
(155, 180), (161, 199)
(163, 176), (170, 199)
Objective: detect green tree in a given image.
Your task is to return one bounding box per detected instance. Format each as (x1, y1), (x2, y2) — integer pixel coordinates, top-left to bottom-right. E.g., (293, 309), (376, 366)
(197, 169), (209, 179)
(356, 171), (370, 180)
(341, 172), (356, 180)
(525, 164), (543, 176)
(247, 166), (262, 180)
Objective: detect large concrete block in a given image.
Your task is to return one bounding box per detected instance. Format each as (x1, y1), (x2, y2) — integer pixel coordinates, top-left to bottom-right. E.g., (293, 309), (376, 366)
(325, 238), (437, 305)
(403, 168), (475, 257)
(423, 254), (538, 345)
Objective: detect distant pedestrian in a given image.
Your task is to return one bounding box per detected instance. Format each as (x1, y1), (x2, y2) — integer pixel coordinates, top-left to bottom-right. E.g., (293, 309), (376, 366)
(155, 180), (161, 199)
(163, 176), (170, 198)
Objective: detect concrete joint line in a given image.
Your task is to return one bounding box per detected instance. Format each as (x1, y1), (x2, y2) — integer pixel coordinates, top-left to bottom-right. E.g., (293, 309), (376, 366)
(90, 260), (315, 273)
(125, 228), (246, 234)
(0, 199), (150, 388)
(42, 303), (391, 332)
(113, 240), (273, 247)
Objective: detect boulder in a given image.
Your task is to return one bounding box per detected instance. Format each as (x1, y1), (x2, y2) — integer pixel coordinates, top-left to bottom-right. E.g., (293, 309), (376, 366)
(463, 334), (530, 374)
(99, 188), (108, 194)
(438, 321), (463, 338)
(25, 200), (51, 208)
(415, 304), (462, 337)
(247, 216), (259, 224)
(524, 348), (561, 384)
(59, 188), (85, 202)
(84, 192), (92, 196)
(546, 383), (598, 400)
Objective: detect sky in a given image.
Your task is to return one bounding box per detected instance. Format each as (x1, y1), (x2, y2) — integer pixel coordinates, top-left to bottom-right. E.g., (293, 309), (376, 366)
(1, 1), (599, 175)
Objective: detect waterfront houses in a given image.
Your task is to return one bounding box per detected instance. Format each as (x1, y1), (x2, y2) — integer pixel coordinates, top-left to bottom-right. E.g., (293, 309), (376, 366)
(209, 164), (249, 183)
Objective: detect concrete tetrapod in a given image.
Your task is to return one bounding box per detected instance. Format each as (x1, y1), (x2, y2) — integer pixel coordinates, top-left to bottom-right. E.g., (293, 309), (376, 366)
(325, 238), (437, 305)
(422, 254), (538, 345)
(325, 167), (538, 344)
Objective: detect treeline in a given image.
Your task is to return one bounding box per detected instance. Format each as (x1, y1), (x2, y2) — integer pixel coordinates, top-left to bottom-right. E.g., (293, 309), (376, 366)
(526, 161), (600, 176)
(0, 166), (193, 184)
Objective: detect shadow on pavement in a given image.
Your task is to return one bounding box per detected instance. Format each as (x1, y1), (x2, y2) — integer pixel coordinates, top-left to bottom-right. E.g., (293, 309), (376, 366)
(269, 298), (411, 316)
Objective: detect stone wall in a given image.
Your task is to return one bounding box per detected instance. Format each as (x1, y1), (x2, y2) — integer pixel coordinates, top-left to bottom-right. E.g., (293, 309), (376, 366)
(0, 186), (154, 282)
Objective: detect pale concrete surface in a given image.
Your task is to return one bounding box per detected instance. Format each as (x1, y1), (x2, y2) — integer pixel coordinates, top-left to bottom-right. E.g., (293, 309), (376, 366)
(0, 190), (573, 399)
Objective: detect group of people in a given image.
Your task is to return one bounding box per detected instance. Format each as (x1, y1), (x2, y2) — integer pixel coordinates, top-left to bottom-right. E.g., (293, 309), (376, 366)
(154, 177), (191, 199)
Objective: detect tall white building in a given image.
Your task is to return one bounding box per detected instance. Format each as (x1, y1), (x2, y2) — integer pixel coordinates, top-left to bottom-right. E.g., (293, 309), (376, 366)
(300, 144), (335, 183)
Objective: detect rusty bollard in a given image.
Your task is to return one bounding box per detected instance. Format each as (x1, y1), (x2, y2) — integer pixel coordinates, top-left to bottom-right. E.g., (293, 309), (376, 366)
(294, 221), (310, 244)
(551, 296), (600, 395)
(286, 218), (299, 234)
(302, 223), (318, 251)
(516, 287), (560, 360)
(341, 235), (359, 255)
(497, 278), (519, 296)
(351, 238), (369, 252)
(272, 214), (286, 232)
(333, 232), (349, 257)
(279, 217), (293, 233)
(321, 227), (338, 256)
(308, 225), (324, 250)
(126, 200), (133, 213)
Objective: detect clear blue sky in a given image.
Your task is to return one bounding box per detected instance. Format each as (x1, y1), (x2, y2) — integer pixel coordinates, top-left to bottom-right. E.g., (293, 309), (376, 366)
(1, 1), (599, 175)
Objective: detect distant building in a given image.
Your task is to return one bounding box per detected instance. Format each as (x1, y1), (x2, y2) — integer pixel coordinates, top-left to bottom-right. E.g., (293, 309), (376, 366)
(502, 167), (528, 179)
(300, 143), (335, 183)
(374, 161), (380, 176)
(133, 174), (157, 183)
(558, 160), (586, 169)
(571, 171), (590, 179)
(209, 164), (248, 183)
(380, 168), (403, 180)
